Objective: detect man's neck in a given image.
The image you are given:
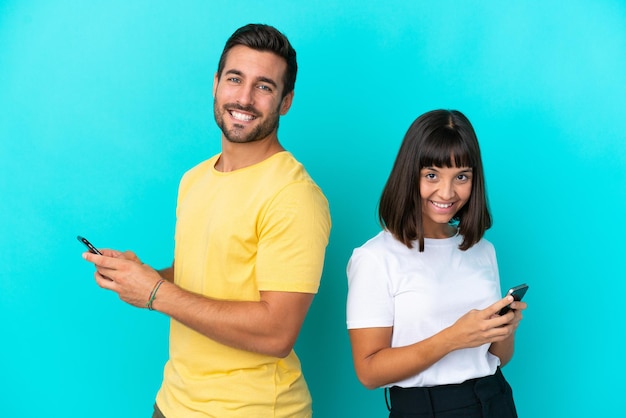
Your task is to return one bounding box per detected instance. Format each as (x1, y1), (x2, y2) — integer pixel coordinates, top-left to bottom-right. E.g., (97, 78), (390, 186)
(215, 138), (285, 172)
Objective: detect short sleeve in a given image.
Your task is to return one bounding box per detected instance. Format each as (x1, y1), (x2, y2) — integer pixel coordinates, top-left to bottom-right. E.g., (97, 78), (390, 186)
(346, 247), (395, 329)
(255, 181), (331, 293)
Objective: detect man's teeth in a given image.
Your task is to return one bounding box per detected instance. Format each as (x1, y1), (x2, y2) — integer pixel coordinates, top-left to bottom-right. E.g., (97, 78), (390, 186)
(231, 111), (255, 121)
(431, 201), (453, 208)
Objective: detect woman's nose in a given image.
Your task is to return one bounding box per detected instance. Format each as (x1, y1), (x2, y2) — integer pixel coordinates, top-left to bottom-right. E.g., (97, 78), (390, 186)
(437, 180), (455, 200)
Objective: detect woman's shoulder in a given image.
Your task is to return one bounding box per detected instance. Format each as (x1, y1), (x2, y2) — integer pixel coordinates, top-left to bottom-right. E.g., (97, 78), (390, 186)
(465, 236), (497, 261)
(353, 230), (409, 256)
(472, 236), (495, 251)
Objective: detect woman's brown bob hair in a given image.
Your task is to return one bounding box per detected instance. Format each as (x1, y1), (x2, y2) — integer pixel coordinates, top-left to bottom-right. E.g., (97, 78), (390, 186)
(378, 109), (492, 252)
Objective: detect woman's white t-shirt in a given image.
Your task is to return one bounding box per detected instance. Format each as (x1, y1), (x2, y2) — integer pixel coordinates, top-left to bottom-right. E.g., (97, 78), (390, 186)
(346, 230), (502, 388)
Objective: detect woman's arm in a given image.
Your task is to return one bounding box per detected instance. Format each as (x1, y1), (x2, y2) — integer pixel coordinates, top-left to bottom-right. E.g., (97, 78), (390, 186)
(488, 300), (526, 366)
(349, 326), (457, 389)
(350, 297), (517, 389)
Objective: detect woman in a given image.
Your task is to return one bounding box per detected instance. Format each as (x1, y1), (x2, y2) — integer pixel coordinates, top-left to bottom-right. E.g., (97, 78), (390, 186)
(346, 109), (526, 417)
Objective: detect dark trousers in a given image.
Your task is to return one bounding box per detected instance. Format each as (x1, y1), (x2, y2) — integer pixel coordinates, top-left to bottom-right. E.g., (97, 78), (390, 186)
(388, 368), (518, 418)
(152, 403), (166, 418)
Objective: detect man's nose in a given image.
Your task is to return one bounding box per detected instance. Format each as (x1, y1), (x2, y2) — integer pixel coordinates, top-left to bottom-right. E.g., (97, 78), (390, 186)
(236, 85), (254, 106)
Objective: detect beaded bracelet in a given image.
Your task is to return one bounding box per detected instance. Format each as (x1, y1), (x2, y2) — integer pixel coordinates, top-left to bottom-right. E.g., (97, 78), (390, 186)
(146, 279), (165, 310)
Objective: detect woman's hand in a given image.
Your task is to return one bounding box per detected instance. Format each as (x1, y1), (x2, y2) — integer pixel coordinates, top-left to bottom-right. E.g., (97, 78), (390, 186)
(447, 296), (525, 350)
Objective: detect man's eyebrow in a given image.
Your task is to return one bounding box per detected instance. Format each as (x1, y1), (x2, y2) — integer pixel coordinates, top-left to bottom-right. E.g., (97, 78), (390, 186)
(224, 69), (243, 77)
(257, 76), (278, 88)
(224, 69), (278, 88)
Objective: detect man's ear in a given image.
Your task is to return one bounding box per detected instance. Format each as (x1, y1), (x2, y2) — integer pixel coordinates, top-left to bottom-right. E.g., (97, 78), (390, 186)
(279, 91), (294, 115)
(212, 72), (219, 98)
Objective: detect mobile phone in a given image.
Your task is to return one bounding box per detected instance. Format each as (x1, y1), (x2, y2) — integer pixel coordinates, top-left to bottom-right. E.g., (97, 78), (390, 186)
(498, 283), (528, 315)
(77, 235), (103, 255)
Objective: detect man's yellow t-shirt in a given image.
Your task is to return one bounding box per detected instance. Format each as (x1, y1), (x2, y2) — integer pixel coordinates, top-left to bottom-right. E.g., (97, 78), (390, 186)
(155, 152), (331, 418)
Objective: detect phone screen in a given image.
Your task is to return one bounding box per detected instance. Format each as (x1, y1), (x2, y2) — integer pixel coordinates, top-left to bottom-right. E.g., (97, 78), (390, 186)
(77, 235), (102, 255)
(498, 283), (528, 315)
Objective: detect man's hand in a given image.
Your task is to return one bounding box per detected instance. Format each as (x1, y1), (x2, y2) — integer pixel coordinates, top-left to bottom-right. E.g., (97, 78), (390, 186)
(82, 251), (314, 357)
(83, 250), (162, 308)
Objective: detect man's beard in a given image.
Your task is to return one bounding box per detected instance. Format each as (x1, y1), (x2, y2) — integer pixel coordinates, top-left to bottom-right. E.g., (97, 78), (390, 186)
(214, 101), (281, 144)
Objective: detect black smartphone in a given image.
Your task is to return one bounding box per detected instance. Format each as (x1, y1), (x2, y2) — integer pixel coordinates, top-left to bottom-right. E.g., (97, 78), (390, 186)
(77, 235), (102, 255)
(498, 283), (529, 315)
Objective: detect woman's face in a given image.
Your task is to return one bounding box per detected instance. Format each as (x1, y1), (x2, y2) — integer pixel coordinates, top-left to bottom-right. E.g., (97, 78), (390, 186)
(419, 165), (473, 238)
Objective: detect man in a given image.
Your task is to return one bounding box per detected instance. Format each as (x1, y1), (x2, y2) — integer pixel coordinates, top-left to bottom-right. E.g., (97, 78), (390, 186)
(83, 24), (331, 418)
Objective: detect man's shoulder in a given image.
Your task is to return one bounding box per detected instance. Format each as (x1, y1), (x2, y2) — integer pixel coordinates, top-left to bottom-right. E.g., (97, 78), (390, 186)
(185, 154), (220, 175)
(266, 151), (307, 176)
(178, 155), (220, 185)
(261, 152), (321, 189)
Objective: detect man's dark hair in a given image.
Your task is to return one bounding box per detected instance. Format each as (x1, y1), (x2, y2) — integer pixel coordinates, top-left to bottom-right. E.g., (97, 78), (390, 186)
(217, 24), (297, 98)
(378, 109), (492, 252)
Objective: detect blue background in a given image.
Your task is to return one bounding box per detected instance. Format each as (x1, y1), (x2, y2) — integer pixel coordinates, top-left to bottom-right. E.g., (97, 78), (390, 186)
(2, 1), (625, 416)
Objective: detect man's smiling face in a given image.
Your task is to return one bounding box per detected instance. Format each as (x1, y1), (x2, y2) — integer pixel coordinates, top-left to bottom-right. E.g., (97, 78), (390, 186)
(213, 45), (293, 144)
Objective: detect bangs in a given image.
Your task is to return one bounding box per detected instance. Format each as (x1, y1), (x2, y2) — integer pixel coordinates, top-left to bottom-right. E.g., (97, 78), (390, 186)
(419, 126), (476, 169)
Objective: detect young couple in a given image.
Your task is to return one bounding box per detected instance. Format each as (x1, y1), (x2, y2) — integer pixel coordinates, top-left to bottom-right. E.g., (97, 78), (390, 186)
(83, 23), (526, 418)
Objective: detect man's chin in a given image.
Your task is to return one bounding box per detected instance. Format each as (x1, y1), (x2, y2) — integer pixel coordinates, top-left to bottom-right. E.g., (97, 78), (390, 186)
(218, 117), (278, 144)
(223, 131), (259, 144)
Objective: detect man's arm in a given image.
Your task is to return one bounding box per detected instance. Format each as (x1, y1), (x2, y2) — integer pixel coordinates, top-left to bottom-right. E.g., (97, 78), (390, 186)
(158, 260), (174, 282)
(84, 252), (313, 358)
(154, 283), (313, 358)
